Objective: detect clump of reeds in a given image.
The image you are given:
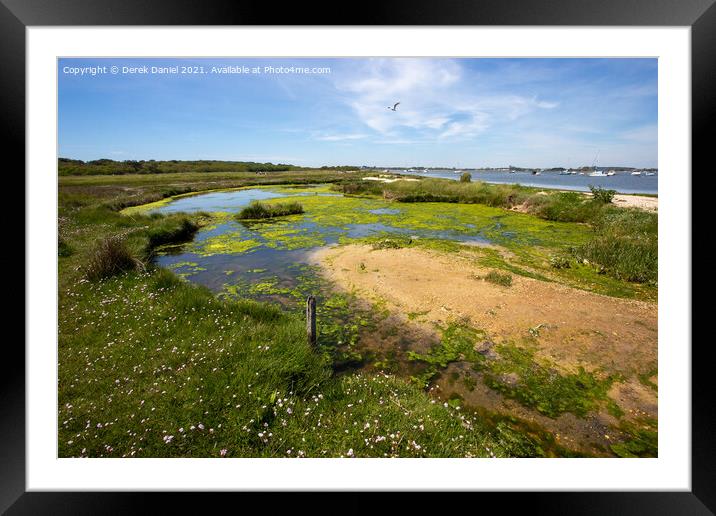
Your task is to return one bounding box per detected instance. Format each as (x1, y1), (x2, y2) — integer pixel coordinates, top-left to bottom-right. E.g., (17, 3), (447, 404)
(84, 236), (142, 280)
(236, 201), (304, 220)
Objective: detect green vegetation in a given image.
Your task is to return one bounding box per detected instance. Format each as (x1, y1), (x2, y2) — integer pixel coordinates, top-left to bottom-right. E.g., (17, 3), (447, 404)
(483, 343), (618, 418)
(237, 201), (304, 220)
(407, 324), (486, 387)
(59, 168), (657, 458)
(459, 172), (472, 183)
(526, 191), (602, 222)
(589, 185), (617, 204)
(58, 234), (74, 257)
(331, 178), (657, 288)
(59, 177), (513, 458)
(572, 208), (657, 283)
(609, 419), (658, 458)
(59, 157), (359, 176)
(407, 324), (619, 420)
(145, 217), (199, 252)
(61, 266), (516, 457)
(481, 270), (513, 287)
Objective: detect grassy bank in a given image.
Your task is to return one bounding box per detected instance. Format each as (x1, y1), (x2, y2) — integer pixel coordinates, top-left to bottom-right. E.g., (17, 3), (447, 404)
(59, 174), (547, 458)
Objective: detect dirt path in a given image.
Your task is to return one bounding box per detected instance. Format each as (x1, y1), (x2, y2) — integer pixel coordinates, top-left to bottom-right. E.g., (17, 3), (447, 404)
(311, 244), (658, 455)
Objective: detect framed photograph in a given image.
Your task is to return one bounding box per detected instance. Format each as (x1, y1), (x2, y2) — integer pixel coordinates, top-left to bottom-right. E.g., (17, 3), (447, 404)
(6, 0), (709, 512)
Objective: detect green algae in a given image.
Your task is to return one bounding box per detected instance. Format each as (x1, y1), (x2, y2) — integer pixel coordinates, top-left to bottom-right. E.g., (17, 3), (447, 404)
(609, 418), (657, 458)
(199, 235), (262, 256)
(482, 342), (620, 418)
(119, 196), (174, 216)
(405, 321), (622, 419)
(130, 183), (654, 301)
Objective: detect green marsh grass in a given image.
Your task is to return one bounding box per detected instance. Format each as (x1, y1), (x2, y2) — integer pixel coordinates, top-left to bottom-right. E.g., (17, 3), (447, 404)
(237, 201), (304, 220)
(573, 208), (657, 283)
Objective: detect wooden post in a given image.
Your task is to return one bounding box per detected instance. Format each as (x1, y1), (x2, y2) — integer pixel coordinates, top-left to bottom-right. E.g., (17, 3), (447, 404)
(306, 295), (316, 347)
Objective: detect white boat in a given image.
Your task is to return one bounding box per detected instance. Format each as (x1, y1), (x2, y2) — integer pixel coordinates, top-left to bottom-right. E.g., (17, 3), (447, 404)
(644, 171), (656, 176)
(606, 170), (616, 176)
(631, 171), (642, 176)
(587, 151), (604, 177)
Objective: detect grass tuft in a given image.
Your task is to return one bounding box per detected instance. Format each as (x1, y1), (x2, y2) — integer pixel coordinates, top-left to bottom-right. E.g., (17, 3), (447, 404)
(84, 236), (141, 281)
(482, 270), (513, 287)
(237, 201), (304, 220)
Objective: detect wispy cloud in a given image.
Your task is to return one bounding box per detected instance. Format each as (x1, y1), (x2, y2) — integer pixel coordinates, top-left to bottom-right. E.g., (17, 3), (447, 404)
(314, 133), (368, 141)
(333, 58), (559, 142)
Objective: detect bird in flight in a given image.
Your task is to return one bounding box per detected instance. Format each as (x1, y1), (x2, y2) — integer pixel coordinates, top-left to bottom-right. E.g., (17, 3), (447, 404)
(388, 102), (400, 111)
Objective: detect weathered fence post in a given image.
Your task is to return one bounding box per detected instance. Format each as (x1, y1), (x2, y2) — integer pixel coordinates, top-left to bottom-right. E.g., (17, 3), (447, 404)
(306, 295), (316, 347)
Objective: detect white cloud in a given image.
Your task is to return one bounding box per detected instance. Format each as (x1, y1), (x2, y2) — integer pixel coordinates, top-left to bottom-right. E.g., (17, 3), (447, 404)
(334, 58), (558, 141)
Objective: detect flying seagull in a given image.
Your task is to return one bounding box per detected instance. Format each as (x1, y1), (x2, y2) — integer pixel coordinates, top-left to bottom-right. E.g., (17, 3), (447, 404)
(388, 102), (400, 111)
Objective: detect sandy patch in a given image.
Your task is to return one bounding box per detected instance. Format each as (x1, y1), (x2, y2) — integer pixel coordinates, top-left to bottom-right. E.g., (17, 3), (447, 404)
(612, 194), (658, 212)
(311, 244), (657, 377)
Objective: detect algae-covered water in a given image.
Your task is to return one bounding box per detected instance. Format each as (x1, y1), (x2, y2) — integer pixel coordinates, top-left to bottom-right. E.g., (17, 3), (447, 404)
(134, 184), (588, 306)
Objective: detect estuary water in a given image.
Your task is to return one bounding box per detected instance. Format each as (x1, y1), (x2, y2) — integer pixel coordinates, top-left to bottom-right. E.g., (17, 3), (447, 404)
(398, 169), (658, 195)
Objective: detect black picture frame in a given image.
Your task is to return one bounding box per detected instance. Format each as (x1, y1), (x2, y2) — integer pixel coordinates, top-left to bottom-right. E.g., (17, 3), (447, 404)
(4, 0), (709, 513)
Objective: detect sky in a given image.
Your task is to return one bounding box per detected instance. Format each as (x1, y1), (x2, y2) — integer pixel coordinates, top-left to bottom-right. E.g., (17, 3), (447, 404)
(58, 57), (658, 168)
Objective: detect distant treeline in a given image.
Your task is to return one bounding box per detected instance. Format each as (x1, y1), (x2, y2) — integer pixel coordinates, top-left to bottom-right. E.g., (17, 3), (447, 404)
(58, 158), (358, 176)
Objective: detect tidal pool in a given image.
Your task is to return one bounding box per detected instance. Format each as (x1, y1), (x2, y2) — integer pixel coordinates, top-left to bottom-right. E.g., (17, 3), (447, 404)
(139, 184), (589, 307)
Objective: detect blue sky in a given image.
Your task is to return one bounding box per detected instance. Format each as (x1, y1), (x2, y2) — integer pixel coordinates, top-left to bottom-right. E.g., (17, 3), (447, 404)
(58, 58), (657, 168)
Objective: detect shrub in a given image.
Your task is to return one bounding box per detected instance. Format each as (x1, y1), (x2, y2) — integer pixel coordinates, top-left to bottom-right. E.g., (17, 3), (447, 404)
(549, 255), (571, 269)
(84, 236), (141, 280)
(237, 201), (304, 220)
(459, 172), (472, 183)
(530, 191), (602, 222)
(589, 185), (616, 204)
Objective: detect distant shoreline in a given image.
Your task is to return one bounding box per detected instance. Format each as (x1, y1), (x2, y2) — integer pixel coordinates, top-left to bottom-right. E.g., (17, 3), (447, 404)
(393, 169), (658, 196)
